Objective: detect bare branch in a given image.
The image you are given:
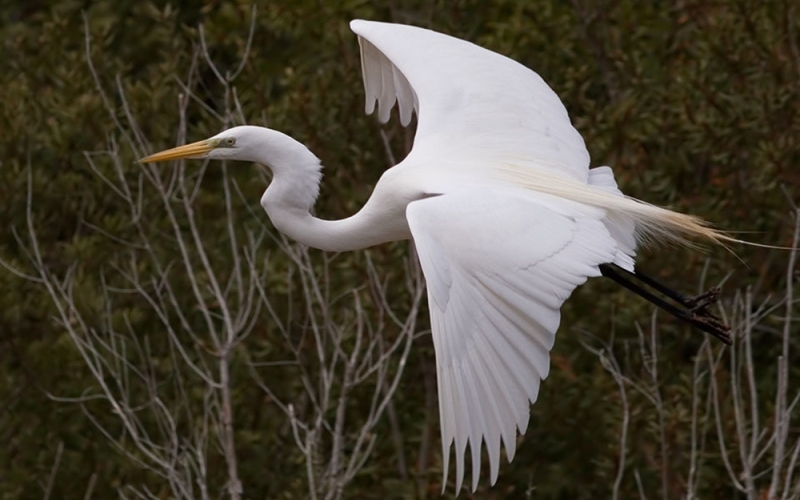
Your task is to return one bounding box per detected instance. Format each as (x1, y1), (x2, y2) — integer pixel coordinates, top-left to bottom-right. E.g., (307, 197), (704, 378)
(42, 441), (63, 500)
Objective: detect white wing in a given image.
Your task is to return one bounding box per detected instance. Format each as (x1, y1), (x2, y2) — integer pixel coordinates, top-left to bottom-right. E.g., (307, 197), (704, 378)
(351, 19), (639, 491)
(406, 189), (619, 492)
(350, 19), (591, 182)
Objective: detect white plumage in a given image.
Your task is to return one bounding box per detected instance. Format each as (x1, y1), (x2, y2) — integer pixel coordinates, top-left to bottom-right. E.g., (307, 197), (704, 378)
(141, 19), (725, 492)
(354, 20), (591, 183)
(408, 189), (618, 491)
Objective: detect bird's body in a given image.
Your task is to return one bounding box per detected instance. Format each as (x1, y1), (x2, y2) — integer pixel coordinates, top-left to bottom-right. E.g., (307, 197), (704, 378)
(141, 20), (729, 492)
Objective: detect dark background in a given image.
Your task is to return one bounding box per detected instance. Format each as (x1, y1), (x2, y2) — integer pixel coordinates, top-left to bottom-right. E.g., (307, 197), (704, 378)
(1, 0), (798, 498)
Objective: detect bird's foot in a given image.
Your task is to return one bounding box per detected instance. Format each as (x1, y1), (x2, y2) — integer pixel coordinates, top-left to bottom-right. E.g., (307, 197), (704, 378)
(685, 286), (721, 313)
(684, 289), (731, 345)
(691, 314), (732, 345)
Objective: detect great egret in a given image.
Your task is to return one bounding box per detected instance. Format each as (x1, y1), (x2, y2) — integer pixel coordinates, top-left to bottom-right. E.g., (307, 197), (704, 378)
(141, 20), (730, 492)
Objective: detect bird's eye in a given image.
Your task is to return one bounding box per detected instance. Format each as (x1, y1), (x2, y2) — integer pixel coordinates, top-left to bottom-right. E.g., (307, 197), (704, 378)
(224, 137), (236, 147)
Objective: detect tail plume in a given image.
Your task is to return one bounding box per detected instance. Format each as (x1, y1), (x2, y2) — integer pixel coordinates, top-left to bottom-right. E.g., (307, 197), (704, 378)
(620, 200), (730, 248)
(499, 164), (732, 248)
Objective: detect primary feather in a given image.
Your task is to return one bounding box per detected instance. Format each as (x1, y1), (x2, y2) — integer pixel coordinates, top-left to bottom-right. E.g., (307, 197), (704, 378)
(408, 189), (619, 491)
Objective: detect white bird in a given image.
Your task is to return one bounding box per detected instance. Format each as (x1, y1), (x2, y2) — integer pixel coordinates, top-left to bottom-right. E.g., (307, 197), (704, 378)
(141, 20), (730, 492)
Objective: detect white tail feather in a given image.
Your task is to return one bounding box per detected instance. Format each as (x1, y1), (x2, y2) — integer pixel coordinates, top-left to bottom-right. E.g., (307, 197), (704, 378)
(497, 164), (730, 248)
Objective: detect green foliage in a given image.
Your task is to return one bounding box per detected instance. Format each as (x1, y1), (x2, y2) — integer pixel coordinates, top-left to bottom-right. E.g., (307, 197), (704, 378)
(1, 1), (798, 499)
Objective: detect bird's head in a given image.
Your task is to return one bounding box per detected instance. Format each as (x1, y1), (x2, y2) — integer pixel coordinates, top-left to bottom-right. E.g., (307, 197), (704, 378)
(139, 125), (288, 165)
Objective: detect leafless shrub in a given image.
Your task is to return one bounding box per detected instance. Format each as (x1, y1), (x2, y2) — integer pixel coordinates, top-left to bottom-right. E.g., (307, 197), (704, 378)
(3, 13), (424, 499)
(585, 210), (800, 499)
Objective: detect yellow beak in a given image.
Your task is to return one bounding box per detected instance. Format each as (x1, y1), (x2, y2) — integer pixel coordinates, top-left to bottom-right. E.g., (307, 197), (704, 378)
(139, 140), (214, 163)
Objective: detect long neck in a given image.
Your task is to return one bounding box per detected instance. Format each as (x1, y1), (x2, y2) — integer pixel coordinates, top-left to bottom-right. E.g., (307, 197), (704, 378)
(259, 134), (400, 252)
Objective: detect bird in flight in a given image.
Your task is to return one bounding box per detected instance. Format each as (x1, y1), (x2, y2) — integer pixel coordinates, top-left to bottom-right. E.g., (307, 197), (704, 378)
(141, 20), (730, 492)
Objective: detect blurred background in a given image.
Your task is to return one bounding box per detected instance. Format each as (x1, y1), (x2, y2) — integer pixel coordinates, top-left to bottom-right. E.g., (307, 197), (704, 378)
(1, 1), (798, 498)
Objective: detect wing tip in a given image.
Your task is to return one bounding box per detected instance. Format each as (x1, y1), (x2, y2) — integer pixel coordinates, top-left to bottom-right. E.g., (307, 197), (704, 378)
(350, 19), (382, 36)
(349, 19), (366, 33)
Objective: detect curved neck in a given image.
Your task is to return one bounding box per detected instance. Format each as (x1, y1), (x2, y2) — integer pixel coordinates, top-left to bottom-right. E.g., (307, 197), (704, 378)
(266, 207), (397, 252)
(259, 135), (401, 252)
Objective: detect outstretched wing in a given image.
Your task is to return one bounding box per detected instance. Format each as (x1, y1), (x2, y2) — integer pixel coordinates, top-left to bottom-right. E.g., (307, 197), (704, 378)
(350, 19), (590, 182)
(406, 189), (619, 492)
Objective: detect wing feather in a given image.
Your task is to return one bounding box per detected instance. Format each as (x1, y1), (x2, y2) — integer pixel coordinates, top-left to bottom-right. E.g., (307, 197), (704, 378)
(351, 18), (642, 493)
(358, 38), (380, 115)
(378, 55), (395, 123)
(588, 166), (637, 270)
(406, 189), (620, 492)
(351, 19), (590, 182)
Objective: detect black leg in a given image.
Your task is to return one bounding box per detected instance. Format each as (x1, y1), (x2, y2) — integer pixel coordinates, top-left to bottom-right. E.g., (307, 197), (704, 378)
(599, 263), (732, 345)
(627, 267), (720, 312)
